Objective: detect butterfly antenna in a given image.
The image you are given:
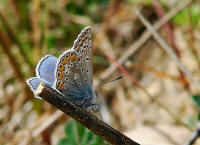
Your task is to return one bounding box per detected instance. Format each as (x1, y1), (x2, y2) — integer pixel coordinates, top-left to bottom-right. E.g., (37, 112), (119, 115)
(96, 75), (124, 88)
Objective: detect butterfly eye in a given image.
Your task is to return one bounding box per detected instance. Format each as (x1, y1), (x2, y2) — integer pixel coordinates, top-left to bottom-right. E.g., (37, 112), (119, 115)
(65, 71), (69, 75)
(86, 69), (89, 73)
(84, 79), (87, 83)
(78, 83), (81, 86)
(76, 64), (79, 69)
(70, 63), (73, 67)
(81, 67), (84, 72)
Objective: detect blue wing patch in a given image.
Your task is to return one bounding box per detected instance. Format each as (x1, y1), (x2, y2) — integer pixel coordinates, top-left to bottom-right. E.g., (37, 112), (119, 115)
(36, 55), (58, 84)
(26, 77), (53, 98)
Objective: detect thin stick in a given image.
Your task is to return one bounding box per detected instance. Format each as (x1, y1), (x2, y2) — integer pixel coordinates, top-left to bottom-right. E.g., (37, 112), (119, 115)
(32, 110), (63, 137)
(99, 0), (194, 81)
(135, 10), (200, 90)
(0, 29), (24, 81)
(0, 9), (34, 69)
(36, 83), (140, 145)
(184, 123), (200, 145)
(153, 0), (189, 89)
(106, 55), (192, 131)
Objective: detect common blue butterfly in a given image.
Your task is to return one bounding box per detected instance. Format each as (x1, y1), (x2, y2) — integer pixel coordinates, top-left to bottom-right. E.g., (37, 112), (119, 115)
(26, 27), (99, 114)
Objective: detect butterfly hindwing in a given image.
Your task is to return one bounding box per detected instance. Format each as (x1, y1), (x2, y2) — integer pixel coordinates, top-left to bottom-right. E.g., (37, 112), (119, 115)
(36, 55), (58, 84)
(26, 77), (53, 98)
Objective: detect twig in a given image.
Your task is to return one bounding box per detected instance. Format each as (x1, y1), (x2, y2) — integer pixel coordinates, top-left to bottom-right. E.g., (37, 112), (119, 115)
(153, 0), (181, 57)
(99, 0), (194, 81)
(36, 83), (140, 145)
(32, 110), (63, 137)
(106, 54), (192, 131)
(184, 123), (200, 145)
(0, 9), (34, 69)
(187, 7), (200, 71)
(0, 29), (24, 81)
(153, 0), (189, 89)
(131, 63), (180, 81)
(30, 0), (41, 60)
(135, 9), (200, 90)
(8, 0), (22, 23)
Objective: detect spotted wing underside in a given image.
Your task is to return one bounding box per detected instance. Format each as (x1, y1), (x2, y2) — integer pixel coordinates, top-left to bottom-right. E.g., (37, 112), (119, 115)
(53, 27), (93, 105)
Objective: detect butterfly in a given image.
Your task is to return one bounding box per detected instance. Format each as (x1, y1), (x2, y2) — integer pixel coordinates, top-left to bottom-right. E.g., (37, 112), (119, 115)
(26, 27), (99, 114)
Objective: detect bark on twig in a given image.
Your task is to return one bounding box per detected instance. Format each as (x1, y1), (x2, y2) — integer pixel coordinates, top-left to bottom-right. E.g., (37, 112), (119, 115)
(36, 83), (140, 145)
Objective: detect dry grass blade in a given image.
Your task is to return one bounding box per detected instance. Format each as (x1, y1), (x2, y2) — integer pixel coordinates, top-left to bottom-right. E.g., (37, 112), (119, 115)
(99, 0), (195, 81)
(184, 123), (200, 145)
(32, 110), (63, 137)
(106, 55), (192, 131)
(135, 9), (200, 90)
(0, 8), (34, 69)
(153, 0), (189, 89)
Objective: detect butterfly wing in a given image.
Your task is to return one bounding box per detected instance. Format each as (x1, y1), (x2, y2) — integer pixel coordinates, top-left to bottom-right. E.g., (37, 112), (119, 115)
(27, 55), (57, 98)
(73, 27), (93, 84)
(36, 55), (58, 83)
(26, 77), (53, 98)
(53, 27), (94, 105)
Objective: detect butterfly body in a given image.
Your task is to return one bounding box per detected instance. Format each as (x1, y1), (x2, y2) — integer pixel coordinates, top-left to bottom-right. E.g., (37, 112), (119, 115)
(26, 27), (99, 113)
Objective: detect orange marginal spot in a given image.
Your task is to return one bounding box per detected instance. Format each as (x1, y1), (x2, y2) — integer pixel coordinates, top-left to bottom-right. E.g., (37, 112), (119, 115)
(57, 81), (64, 89)
(66, 55), (71, 61)
(79, 40), (83, 46)
(62, 59), (67, 65)
(82, 36), (86, 41)
(77, 57), (80, 62)
(71, 54), (76, 61)
(60, 64), (65, 71)
(59, 72), (63, 80)
(75, 45), (80, 51)
(62, 56), (70, 65)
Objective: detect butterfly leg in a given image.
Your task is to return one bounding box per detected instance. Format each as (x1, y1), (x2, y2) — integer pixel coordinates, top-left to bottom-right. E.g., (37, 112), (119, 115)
(80, 97), (102, 119)
(80, 95), (92, 107)
(86, 104), (102, 120)
(80, 96), (88, 108)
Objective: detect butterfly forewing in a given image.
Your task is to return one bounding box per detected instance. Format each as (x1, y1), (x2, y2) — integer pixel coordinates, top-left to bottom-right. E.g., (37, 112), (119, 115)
(73, 27), (93, 84)
(54, 27), (94, 104)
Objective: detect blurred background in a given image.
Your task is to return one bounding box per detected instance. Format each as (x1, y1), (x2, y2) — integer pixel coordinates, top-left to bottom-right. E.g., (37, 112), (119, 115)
(0, 0), (200, 145)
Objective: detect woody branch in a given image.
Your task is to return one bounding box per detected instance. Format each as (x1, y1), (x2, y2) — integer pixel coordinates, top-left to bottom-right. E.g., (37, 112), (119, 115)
(36, 82), (140, 145)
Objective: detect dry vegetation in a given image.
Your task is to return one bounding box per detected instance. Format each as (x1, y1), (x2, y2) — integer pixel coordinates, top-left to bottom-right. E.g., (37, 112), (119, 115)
(0, 0), (200, 145)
